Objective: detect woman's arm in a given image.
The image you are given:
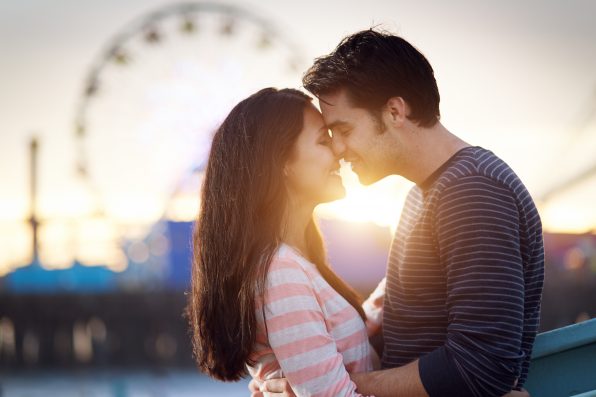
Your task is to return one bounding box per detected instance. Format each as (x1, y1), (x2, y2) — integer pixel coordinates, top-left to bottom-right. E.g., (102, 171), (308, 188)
(260, 257), (371, 397)
(362, 277), (385, 337)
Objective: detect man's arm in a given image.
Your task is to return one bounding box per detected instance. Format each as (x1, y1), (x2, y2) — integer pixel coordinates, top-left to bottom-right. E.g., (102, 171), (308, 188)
(249, 359), (429, 397)
(348, 361), (530, 397)
(417, 176), (526, 396)
(251, 376), (530, 397)
(350, 359), (429, 397)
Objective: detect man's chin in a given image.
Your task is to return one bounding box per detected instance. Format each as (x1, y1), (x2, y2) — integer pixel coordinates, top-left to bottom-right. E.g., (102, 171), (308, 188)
(355, 172), (380, 186)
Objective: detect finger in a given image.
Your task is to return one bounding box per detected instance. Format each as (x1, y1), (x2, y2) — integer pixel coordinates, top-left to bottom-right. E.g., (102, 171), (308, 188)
(248, 379), (260, 392)
(262, 379), (288, 393)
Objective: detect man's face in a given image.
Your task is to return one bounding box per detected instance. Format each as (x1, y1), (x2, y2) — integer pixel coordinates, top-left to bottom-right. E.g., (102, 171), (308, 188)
(319, 89), (397, 185)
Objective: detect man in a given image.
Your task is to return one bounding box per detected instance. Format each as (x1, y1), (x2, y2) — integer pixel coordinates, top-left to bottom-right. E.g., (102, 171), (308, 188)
(252, 29), (544, 397)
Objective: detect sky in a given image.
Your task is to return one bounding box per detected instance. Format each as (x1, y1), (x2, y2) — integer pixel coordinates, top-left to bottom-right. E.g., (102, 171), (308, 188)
(1, 0), (596, 272)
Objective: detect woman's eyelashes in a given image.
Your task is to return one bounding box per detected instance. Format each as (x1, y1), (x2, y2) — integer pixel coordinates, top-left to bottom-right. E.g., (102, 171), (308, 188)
(330, 127), (351, 138)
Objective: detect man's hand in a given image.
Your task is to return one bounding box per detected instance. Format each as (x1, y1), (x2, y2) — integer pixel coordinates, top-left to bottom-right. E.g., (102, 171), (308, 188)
(248, 378), (295, 397)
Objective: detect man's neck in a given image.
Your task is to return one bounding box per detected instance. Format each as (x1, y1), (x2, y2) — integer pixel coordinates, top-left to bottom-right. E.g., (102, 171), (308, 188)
(402, 122), (471, 185)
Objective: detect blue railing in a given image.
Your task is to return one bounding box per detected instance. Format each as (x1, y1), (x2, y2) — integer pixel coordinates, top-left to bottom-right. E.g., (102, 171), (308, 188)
(525, 318), (596, 396)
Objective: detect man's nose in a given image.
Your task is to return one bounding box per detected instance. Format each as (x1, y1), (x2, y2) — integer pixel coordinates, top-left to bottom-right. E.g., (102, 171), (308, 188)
(331, 136), (346, 158)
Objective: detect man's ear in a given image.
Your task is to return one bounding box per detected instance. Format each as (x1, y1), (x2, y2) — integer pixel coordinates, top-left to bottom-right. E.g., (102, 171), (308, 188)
(384, 97), (410, 127)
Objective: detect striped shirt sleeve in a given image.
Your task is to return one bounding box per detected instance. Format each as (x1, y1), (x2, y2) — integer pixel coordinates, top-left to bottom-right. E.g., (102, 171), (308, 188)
(262, 258), (370, 397)
(418, 176), (525, 397)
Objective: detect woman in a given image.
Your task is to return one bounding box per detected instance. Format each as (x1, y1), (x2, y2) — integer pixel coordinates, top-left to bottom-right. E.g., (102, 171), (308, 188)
(187, 87), (383, 396)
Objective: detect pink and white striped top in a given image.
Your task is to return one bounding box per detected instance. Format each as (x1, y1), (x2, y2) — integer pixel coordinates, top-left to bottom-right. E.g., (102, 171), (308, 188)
(247, 243), (383, 397)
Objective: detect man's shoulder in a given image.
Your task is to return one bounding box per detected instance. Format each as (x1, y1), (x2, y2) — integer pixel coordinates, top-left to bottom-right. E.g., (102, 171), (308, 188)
(428, 147), (541, 230)
(433, 146), (524, 196)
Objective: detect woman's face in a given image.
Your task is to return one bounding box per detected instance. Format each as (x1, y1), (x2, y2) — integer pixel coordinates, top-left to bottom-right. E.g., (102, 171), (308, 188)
(284, 104), (345, 205)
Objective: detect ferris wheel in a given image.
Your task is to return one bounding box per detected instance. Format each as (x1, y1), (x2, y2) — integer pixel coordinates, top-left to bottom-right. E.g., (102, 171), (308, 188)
(73, 2), (307, 234)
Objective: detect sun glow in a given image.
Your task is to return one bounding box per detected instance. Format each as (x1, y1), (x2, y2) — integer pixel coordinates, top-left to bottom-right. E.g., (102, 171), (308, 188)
(1, 162), (594, 276)
(540, 200), (596, 234)
(316, 163), (413, 234)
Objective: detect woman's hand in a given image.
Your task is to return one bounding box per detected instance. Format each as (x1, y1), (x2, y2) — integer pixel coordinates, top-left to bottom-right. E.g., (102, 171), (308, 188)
(248, 378), (260, 394)
(249, 378), (295, 397)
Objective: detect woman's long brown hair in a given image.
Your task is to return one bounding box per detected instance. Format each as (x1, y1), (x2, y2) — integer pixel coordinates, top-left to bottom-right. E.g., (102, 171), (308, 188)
(187, 88), (366, 381)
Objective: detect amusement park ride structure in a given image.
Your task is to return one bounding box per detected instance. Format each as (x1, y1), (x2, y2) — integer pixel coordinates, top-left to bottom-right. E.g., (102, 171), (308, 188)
(34, 2), (307, 272)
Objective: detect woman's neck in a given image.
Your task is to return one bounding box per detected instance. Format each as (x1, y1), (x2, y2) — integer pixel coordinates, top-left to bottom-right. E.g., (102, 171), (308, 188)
(282, 198), (315, 257)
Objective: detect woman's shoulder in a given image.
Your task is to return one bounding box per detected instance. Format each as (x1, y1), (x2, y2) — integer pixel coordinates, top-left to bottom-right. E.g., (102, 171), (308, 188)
(270, 243), (315, 270)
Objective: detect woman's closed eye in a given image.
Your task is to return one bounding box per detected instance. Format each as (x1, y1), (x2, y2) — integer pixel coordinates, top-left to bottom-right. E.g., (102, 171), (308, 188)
(319, 132), (333, 146)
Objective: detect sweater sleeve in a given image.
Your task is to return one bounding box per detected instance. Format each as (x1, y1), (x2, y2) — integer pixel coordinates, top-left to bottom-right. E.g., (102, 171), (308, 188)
(262, 257), (371, 397)
(418, 176), (525, 397)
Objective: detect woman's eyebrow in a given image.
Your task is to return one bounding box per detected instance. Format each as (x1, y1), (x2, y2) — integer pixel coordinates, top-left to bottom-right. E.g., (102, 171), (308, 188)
(326, 120), (350, 130)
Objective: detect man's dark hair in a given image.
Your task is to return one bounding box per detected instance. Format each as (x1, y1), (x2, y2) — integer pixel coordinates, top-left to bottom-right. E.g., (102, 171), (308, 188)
(302, 29), (440, 128)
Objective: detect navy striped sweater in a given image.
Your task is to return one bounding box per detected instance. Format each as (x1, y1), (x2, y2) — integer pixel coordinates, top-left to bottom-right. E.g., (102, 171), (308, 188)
(382, 146), (544, 397)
